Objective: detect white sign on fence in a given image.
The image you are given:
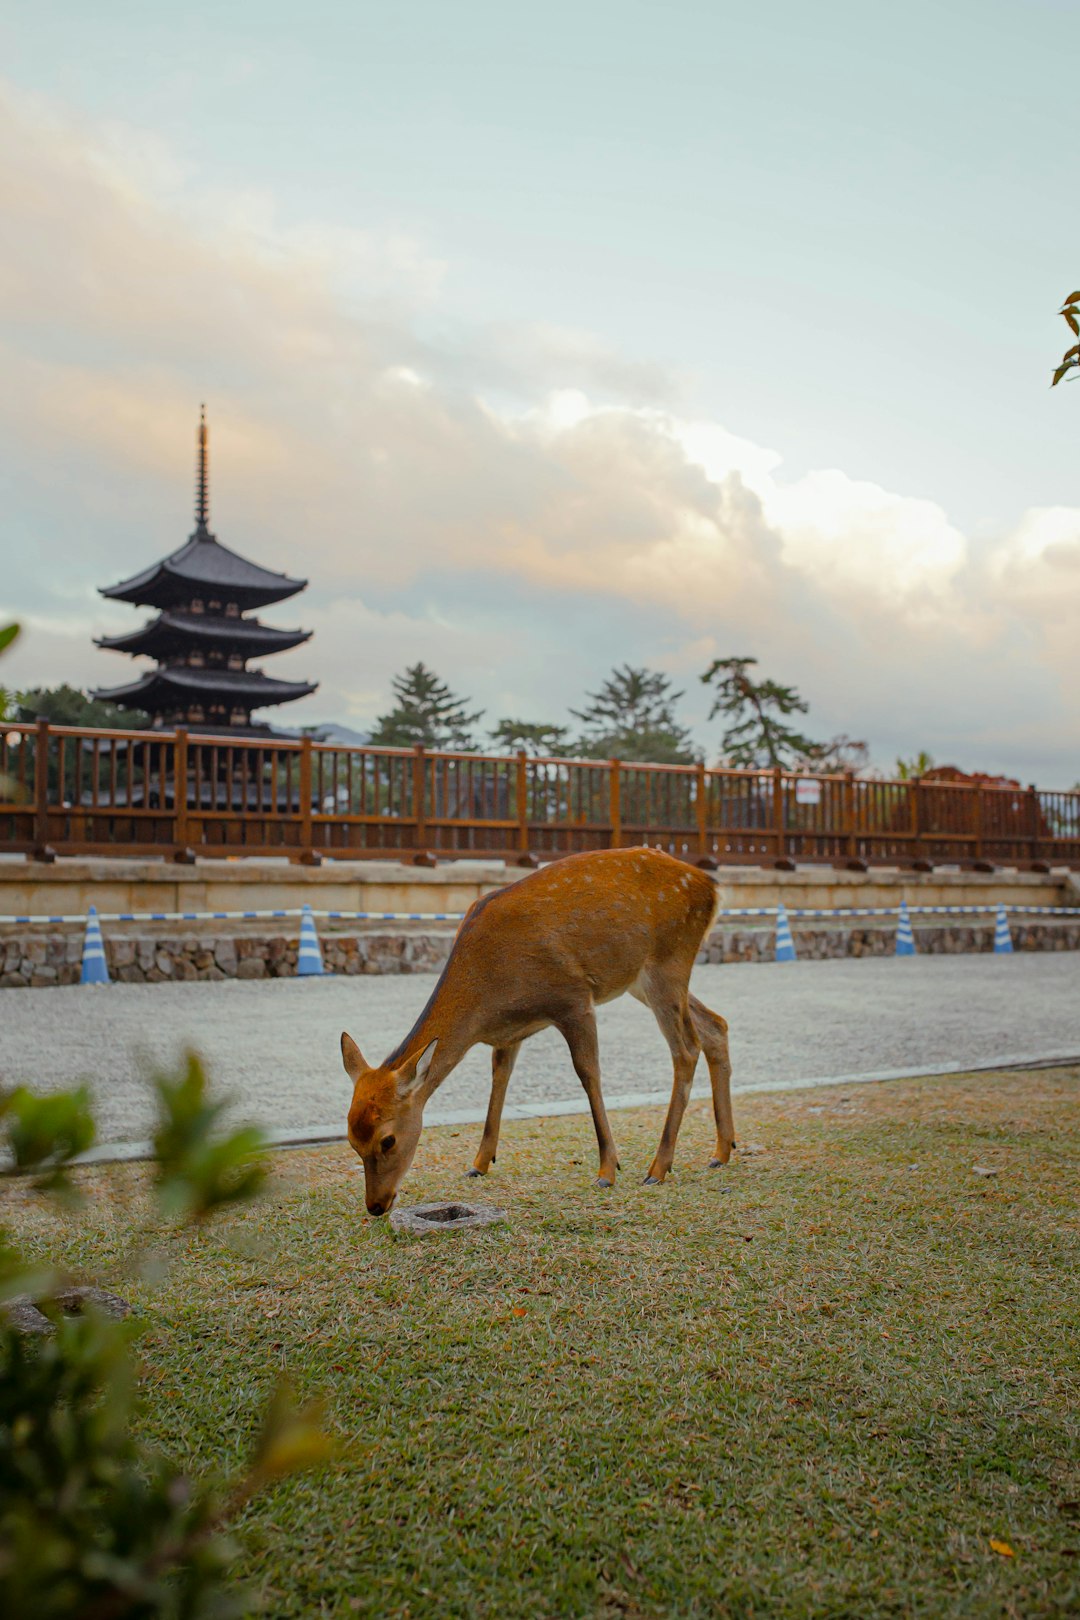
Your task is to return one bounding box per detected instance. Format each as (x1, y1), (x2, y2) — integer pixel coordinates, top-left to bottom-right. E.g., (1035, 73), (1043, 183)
(795, 778), (822, 806)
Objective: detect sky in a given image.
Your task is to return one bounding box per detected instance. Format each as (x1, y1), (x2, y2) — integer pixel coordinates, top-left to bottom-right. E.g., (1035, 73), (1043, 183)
(1, 0), (1078, 782)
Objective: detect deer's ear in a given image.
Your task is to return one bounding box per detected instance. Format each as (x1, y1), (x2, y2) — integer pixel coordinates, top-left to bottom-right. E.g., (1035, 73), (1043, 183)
(396, 1038), (438, 1095)
(341, 1031), (368, 1082)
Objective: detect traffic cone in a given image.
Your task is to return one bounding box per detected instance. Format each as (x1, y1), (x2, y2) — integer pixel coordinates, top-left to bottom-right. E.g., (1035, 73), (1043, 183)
(993, 904), (1014, 954)
(895, 901), (916, 957)
(297, 904), (324, 976)
(774, 902), (797, 962)
(79, 906), (110, 985)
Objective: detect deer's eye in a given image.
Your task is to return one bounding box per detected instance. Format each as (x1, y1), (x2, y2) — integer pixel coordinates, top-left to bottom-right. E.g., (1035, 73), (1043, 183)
(380, 1134), (396, 1154)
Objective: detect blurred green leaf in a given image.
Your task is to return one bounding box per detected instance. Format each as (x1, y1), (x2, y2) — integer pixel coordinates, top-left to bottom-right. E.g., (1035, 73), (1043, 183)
(150, 1052), (268, 1221)
(0, 1086), (96, 1197)
(0, 623), (19, 656)
(249, 1381), (335, 1488)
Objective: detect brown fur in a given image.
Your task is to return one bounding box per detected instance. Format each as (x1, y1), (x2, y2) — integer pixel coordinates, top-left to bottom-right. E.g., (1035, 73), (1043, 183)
(341, 847), (734, 1213)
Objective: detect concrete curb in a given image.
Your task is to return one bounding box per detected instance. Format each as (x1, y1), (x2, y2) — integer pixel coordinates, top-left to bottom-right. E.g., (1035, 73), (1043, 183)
(66, 1048), (1080, 1168)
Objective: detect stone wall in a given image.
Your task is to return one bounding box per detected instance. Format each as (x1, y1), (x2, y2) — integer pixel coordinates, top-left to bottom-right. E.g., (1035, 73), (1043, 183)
(2, 919), (1077, 988)
(2, 855), (1075, 923)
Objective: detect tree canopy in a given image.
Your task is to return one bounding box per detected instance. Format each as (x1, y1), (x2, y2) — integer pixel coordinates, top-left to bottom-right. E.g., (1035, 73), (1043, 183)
(369, 662), (484, 750)
(14, 684), (148, 730)
(489, 719), (573, 757)
(700, 656), (819, 769)
(571, 665), (698, 764)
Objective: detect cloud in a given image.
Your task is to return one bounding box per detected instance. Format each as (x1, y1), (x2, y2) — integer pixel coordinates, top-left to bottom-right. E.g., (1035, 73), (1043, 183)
(0, 81), (1077, 783)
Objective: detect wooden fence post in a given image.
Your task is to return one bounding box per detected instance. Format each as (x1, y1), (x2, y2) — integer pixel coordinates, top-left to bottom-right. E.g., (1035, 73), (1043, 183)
(696, 760), (708, 858)
(298, 734), (315, 863)
(773, 766), (785, 864)
(413, 746), (427, 854)
(609, 759), (622, 849)
(1028, 784), (1040, 865)
(910, 776), (922, 863)
(844, 770), (857, 862)
(33, 717), (55, 862)
(516, 750), (529, 856)
(973, 783), (984, 862)
(173, 728), (190, 860)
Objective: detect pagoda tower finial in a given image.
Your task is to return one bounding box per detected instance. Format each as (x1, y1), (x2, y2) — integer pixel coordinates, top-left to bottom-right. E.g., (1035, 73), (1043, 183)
(195, 404), (209, 530)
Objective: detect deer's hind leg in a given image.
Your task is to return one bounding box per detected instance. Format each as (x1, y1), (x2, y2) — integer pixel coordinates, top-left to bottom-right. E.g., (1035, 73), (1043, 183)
(467, 1040), (520, 1177)
(635, 964), (702, 1185)
(689, 993), (735, 1167)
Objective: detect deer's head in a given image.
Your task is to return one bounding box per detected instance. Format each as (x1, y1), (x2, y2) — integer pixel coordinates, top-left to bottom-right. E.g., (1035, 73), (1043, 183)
(341, 1031), (438, 1215)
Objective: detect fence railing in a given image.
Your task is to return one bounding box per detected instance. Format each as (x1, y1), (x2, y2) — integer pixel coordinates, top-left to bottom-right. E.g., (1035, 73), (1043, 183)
(2, 720), (1078, 868)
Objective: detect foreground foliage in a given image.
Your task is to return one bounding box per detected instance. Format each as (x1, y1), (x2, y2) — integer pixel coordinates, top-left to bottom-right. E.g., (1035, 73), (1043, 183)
(0, 1056), (330, 1619)
(7, 1067), (1077, 1618)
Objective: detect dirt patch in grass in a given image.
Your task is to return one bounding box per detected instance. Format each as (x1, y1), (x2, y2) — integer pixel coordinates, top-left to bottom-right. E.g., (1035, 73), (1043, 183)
(9, 1068), (1080, 1618)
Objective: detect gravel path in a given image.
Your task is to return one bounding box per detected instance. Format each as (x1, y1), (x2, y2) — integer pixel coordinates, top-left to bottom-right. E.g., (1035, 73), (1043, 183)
(2, 954), (1078, 1144)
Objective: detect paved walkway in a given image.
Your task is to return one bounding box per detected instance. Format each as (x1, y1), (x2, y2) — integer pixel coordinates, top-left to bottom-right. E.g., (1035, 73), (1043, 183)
(1, 955), (1078, 1145)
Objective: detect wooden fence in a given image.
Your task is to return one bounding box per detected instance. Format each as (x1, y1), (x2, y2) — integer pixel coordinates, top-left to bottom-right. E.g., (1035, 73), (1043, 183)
(1, 720), (1078, 869)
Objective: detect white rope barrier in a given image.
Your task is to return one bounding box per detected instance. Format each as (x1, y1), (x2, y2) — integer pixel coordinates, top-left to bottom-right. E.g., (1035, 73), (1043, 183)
(0, 904), (1077, 926)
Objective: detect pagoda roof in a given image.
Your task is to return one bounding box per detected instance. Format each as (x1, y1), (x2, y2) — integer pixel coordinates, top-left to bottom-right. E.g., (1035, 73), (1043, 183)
(91, 666), (318, 711)
(95, 611), (312, 659)
(100, 526), (307, 611)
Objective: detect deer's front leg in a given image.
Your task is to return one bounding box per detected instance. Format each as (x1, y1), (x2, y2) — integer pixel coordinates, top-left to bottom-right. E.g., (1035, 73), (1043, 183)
(558, 1008), (619, 1188)
(467, 1042), (520, 1177)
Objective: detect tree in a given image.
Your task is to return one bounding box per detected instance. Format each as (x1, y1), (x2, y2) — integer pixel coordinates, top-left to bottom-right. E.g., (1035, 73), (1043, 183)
(571, 665), (698, 764)
(0, 623), (18, 725)
(700, 656), (819, 769)
(369, 663), (484, 750)
(14, 684), (148, 730)
(796, 734), (870, 775)
(895, 750), (935, 780)
(488, 719), (573, 757)
(1052, 289), (1080, 387)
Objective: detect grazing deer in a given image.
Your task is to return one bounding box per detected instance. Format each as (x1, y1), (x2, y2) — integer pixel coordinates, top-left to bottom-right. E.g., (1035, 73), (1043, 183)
(341, 846), (734, 1215)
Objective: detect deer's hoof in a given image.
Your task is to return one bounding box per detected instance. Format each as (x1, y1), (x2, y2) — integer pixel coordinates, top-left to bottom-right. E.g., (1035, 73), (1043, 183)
(643, 1174), (662, 1186)
(708, 1157), (724, 1169)
(595, 1175), (614, 1189)
(465, 1167), (484, 1178)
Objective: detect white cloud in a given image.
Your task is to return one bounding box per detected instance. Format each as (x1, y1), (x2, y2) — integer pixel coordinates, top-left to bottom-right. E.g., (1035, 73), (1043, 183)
(1, 80), (1078, 782)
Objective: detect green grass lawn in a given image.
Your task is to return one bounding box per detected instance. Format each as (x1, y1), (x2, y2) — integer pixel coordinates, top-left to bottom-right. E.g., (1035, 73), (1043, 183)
(9, 1067), (1079, 1618)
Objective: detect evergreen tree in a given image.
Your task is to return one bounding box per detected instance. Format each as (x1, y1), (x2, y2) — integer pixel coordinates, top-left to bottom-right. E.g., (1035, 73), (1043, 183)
(369, 663), (484, 750)
(797, 733), (870, 775)
(15, 684), (148, 729)
(489, 719), (573, 757)
(571, 665), (698, 764)
(700, 656), (819, 768)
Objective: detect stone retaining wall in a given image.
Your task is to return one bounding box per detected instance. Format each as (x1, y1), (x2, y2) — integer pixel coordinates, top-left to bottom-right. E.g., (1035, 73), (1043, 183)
(2, 920), (1077, 987)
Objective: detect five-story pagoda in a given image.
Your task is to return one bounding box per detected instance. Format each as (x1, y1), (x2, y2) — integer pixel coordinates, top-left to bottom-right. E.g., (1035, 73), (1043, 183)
(94, 409), (317, 733)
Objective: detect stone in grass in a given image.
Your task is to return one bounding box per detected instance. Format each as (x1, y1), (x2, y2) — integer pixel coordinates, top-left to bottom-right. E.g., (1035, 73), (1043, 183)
(971, 1165), (1000, 1177)
(2, 1285), (133, 1336)
(389, 1201), (506, 1237)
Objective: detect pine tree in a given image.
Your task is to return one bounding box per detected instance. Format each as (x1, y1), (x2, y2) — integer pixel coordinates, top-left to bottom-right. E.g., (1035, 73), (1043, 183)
(489, 719), (573, 757)
(700, 656), (819, 768)
(571, 665), (698, 764)
(14, 684), (149, 729)
(369, 663), (484, 750)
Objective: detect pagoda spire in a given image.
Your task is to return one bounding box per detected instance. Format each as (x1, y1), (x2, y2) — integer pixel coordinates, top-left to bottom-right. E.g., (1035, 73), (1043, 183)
(195, 404), (209, 531)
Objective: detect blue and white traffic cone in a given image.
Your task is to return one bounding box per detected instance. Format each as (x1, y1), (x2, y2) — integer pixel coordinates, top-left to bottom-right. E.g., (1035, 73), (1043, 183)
(774, 902), (797, 962)
(895, 900), (916, 957)
(993, 904), (1014, 954)
(79, 905), (110, 985)
(297, 904), (324, 977)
